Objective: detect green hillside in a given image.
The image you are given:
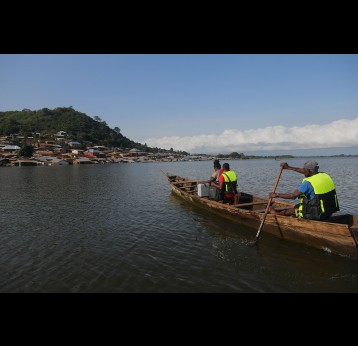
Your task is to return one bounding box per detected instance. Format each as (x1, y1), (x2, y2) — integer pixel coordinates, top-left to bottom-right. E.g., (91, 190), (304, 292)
(0, 107), (148, 150)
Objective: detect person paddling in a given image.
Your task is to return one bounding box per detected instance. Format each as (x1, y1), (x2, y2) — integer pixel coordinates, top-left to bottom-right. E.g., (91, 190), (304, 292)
(269, 160), (339, 220)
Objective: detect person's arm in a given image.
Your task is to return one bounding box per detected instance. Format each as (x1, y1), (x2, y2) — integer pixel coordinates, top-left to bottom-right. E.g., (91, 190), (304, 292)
(198, 177), (213, 184)
(219, 181), (224, 191)
(270, 189), (301, 200)
(212, 174), (224, 190)
(211, 181), (220, 189)
(280, 162), (306, 174)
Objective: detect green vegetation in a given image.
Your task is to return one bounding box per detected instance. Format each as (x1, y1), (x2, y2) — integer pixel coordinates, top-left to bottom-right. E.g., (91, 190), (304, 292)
(217, 152), (245, 159)
(214, 152), (295, 160)
(0, 107), (184, 153)
(19, 145), (34, 157)
(0, 107), (135, 148)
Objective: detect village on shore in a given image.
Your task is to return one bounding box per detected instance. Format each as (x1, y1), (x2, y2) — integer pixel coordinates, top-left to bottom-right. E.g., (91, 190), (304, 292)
(2, 130), (351, 168)
(0, 131), (216, 167)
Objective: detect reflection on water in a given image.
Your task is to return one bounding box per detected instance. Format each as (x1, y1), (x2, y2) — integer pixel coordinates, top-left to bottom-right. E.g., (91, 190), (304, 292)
(0, 157), (357, 292)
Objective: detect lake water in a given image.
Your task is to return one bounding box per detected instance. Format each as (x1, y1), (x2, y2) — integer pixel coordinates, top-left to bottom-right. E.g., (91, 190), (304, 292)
(0, 157), (357, 292)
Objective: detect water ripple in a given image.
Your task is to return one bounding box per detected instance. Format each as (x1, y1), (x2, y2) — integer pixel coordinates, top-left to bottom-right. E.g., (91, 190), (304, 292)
(0, 159), (357, 292)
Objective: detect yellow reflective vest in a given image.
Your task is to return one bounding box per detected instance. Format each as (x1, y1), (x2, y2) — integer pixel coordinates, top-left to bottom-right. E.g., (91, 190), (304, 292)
(221, 170), (238, 195)
(298, 172), (339, 220)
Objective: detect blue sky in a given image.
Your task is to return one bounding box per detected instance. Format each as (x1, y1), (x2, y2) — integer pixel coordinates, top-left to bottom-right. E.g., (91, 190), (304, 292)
(1, 54), (358, 154)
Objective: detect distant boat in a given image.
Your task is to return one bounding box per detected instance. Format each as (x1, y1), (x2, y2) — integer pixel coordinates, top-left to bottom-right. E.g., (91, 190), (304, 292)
(161, 170), (358, 258)
(275, 157), (281, 161)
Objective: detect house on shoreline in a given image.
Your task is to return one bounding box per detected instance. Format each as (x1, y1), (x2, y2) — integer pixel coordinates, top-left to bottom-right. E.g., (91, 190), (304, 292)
(0, 130), (215, 167)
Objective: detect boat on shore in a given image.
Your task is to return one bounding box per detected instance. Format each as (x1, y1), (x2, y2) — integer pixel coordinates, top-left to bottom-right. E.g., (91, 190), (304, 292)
(162, 171), (358, 258)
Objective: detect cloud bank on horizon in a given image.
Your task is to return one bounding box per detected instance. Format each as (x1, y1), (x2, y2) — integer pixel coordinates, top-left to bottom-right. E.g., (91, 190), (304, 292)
(142, 118), (358, 154)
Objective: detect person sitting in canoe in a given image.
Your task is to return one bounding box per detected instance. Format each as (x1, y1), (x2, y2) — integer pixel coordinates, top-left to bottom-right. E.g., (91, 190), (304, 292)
(199, 159), (223, 185)
(269, 160), (340, 220)
(211, 162), (239, 205)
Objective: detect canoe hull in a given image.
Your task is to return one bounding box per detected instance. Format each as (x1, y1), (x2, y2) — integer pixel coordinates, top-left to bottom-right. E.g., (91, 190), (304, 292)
(165, 172), (358, 258)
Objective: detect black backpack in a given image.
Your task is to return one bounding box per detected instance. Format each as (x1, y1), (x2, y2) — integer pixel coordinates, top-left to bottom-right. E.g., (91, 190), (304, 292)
(222, 172), (238, 195)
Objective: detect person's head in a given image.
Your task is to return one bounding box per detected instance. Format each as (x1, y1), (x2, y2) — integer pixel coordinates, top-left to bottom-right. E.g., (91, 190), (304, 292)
(213, 159), (221, 170)
(223, 162), (230, 171)
(303, 160), (319, 176)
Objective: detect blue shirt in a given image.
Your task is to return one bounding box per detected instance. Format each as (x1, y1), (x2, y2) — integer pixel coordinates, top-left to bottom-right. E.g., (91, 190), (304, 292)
(298, 180), (315, 200)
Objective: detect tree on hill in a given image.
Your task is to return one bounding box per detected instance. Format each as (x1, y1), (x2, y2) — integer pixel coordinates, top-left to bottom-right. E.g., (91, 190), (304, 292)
(0, 107), (148, 151)
(19, 145), (34, 158)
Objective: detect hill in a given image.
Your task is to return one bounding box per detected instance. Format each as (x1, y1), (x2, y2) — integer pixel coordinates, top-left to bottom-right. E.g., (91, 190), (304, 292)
(0, 107), (151, 151)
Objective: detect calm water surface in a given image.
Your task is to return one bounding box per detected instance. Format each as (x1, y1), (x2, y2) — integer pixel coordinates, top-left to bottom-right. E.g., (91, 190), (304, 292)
(0, 157), (357, 292)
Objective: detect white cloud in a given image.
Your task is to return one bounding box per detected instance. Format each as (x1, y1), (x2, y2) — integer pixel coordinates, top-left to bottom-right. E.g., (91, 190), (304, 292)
(142, 118), (358, 154)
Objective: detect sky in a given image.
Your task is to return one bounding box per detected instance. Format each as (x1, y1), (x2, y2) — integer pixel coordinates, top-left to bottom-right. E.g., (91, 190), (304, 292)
(1, 54), (358, 155)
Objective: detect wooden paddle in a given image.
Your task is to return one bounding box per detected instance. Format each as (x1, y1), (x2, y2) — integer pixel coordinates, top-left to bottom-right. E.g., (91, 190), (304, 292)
(249, 165), (284, 246)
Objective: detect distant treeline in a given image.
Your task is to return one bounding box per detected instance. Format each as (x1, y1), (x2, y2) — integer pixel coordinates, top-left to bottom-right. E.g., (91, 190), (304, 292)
(193, 152), (295, 159)
(218, 152), (294, 159)
(209, 153), (357, 159)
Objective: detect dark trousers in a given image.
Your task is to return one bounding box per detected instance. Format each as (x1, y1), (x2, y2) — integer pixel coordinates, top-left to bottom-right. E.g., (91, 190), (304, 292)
(223, 196), (234, 205)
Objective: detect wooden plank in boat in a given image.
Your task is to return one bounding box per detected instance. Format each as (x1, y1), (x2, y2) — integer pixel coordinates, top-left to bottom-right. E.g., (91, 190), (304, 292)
(172, 180), (199, 185)
(231, 201), (268, 208)
(255, 206), (293, 213)
(350, 226), (358, 245)
(176, 185), (196, 191)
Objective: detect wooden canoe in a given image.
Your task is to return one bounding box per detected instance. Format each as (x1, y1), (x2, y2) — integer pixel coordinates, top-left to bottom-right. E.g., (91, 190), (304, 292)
(162, 171), (358, 258)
